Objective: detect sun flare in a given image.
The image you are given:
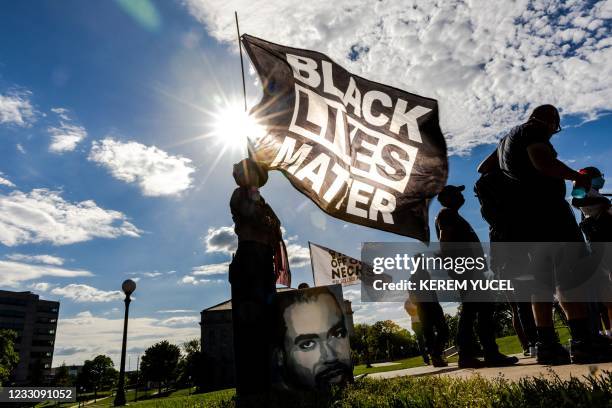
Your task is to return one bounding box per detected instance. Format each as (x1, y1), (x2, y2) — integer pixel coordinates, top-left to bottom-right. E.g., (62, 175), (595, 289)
(210, 103), (266, 151)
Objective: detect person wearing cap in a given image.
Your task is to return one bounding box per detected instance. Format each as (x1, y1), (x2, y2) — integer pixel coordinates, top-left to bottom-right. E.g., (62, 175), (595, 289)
(435, 184), (519, 368)
(478, 104), (612, 365)
(229, 158), (285, 399)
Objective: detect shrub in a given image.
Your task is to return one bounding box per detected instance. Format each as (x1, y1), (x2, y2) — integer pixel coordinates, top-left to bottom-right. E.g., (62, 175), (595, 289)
(207, 370), (612, 408)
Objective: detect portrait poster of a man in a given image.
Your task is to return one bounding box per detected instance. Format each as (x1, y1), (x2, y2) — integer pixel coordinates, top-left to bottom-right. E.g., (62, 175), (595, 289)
(273, 285), (353, 391)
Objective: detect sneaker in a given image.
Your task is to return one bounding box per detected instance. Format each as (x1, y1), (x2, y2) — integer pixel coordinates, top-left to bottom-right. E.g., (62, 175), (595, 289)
(458, 356), (485, 369)
(523, 348), (530, 357)
(484, 353), (519, 367)
(431, 355), (448, 367)
(536, 342), (570, 365)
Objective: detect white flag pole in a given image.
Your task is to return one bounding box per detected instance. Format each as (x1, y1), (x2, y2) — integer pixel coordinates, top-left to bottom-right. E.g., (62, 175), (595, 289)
(234, 11), (247, 113)
(308, 241), (316, 286)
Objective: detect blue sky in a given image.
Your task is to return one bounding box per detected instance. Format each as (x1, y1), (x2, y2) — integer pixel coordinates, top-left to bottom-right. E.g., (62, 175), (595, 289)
(0, 0), (610, 367)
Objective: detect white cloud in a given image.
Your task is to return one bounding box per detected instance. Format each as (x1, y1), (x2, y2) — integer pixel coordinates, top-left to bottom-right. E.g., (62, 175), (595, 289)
(28, 282), (54, 292)
(156, 309), (196, 313)
(157, 316), (200, 327)
(51, 107), (70, 121)
(141, 272), (163, 278)
(0, 260), (92, 287)
(203, 225), (237, 254)
(16, 144), (26, 154)
(191, 262), (229, 276)
(286, 242), (310, 269)
(55, 346), (88, 356)
(48, 123), (87, 153)
(179, 275), (224, 286)
(203, 226), (310, 268)
(6, 253), (65, 266)
(0, 172), (15, 188)
(0, 188), (141, 246)
(0, 91), (34, 126)
(50, 284), (124, 303)
(88, 138), (195, 197)
(48, 107), (87, 153)
(185, 0), (612, 153)
(53, 311), (200, 366)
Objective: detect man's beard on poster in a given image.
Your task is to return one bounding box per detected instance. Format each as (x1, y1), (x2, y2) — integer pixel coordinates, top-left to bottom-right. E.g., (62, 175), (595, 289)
(314, 361), (353, 389)
(283, 357), (352, 390)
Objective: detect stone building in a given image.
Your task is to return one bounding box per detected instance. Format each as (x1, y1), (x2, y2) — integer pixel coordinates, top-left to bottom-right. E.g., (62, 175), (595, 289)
(0, 290), (59, 385)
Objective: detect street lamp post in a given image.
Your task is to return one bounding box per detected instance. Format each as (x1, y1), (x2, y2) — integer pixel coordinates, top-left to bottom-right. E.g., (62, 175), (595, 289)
(114, 279), (136, 406)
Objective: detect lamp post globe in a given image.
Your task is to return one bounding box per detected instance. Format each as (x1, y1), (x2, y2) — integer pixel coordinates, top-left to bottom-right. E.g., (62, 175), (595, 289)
(114, 280), (136, 406)
(122, 279), (136, 296)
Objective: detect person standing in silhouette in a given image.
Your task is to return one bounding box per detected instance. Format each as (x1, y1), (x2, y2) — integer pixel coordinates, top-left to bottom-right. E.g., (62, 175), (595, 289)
(229, 158), (283, 399)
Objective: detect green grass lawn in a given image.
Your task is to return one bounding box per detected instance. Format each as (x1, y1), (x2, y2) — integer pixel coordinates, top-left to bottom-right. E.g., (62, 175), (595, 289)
(122, 388), (235, 408)
(35, 388), (235, 408)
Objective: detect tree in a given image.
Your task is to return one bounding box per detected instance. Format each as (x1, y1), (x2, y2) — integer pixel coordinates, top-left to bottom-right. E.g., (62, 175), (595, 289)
(140, 340), (181, 395)
(77, 355), (117, 400)
(350, 324), (373, 365)
(492, 302), (515, 338)
(445, 313), (460, 348)
(0, 329), (19, 386)
(371, 320), (403, 361)
(53, 363), (74, 387)
(352, 321), (419, 364)
(178, 338), (202, 389)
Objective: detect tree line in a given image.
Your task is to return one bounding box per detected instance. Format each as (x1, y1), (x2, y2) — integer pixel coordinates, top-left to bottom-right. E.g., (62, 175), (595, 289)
(0, 330), (202, 396)
(350, 304), (516, 366)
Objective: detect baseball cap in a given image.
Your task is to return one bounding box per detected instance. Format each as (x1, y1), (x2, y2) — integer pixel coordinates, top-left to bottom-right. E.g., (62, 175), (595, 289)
(437, 185), (465, 205)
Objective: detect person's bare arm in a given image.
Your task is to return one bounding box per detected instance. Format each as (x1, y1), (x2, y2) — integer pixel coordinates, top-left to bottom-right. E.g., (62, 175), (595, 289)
(477, 150), (499, 174)
(526, 143), (582, 181)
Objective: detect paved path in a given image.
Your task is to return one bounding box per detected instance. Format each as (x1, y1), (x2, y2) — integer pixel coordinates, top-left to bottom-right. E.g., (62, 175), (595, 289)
(370, 362), (401, 368)
(68, 395), (110, 408)
(369, 354), (612, 382)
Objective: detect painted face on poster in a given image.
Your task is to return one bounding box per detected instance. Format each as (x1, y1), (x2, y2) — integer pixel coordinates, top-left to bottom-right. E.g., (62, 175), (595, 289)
(275, 287), (353, 390)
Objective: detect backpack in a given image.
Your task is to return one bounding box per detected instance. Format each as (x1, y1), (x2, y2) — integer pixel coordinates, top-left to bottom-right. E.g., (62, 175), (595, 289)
(474, 171), (505, 229)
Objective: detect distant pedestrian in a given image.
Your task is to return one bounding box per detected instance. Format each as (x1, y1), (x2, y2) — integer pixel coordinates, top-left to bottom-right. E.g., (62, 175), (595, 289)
(404, 297), (430, 365)
(436, 185), (518, 368)
(407, 267), (449, 367)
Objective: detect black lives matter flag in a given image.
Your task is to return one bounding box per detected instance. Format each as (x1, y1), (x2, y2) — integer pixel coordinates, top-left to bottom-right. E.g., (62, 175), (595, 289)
(242, 34), (447, 242)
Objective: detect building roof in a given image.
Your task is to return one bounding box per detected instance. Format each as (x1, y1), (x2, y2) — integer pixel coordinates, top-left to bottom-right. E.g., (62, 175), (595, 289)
(204, 299), (232, 312)
(202, 287), (297, 312)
